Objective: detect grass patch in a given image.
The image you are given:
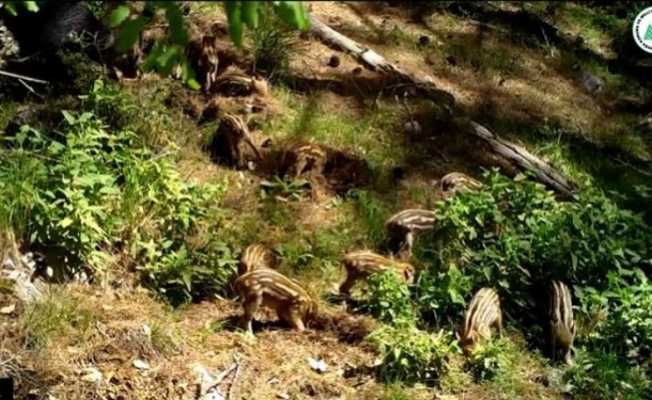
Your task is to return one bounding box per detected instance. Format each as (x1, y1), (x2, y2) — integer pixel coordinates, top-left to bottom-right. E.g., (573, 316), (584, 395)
(20, 286), (96, 349)
(264, 87), (406, 169)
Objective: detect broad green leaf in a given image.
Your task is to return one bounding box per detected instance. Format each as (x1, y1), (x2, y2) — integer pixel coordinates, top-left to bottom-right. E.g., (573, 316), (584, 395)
(225, 1), (243, 47)
(109, 4), (130, 28)
(116, 16), (146, 53)
(59, 217), (74, 228)
(22, 1), (39, 12)
(61, 110), (76, 125)
(242, 1), (259, 28)
(165, 2), (188, 45)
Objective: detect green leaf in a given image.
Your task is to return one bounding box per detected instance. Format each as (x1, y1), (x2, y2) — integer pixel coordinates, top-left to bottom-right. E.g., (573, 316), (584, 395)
(61, 110), (76, 125)
(3, 3), (18, 16)
(109, 4), (130, 28)
(22, 1), (39, 12)
(242, 1), (259, 28)
(116, 16), (146, 53)
(165, 2), (188, 45)
(59, 217), (74, 228)
(275, 1), (309, 30)
(225, 1), (243, 47)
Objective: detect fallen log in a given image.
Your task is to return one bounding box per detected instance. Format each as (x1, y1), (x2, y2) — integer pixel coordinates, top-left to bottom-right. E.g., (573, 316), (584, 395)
(308, 15), (577, 198)
(463, 119), (577, 198)
(309, 15), (456, 109)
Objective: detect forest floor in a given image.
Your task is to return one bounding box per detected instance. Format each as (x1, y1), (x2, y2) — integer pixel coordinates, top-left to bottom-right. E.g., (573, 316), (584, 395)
(1, 2), (651, 399)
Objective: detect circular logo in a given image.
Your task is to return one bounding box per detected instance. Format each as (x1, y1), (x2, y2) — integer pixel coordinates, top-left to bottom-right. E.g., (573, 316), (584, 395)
(633, 7), (652, 53)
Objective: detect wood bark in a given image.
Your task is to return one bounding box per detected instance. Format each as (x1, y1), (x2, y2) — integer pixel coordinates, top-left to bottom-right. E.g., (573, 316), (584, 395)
(463, 120), (577, 198)
(308, 15), (577, 198)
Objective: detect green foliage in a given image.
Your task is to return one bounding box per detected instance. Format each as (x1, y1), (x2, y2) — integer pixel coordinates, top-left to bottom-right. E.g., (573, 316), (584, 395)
(466, 338), (514, 381)
(103, 1), (308, 88)
(20, 287), (96, 349)
(420, 170), (652, 323)
(357, 270), (415, 324)
(223, 1), (309, 47)
(349, 189), (390, 247)
(108, 2), (198, 89)
(416, 263), (472, 326)
(0, 1), (39, 16)
(564, 349), (651, 400)
(367, 322), (456, 385)
(578, 269), (652, 364)
(250, 3), (305, 80)
(259, 176), (309, 201)
(0, 80), (237, 304)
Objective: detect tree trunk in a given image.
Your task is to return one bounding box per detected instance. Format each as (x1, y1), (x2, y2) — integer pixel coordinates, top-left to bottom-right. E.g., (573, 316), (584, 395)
(463, 120), (577, 198)
(308, 15), (577, 198)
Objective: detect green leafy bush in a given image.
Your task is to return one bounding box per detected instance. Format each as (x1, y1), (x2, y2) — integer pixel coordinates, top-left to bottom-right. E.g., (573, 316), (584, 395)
(0, 81), (237, 303)
(357, 270), (415, 324)
(367, 322), (456, 385)
(466, 338), (514, 381)
(578, 269), (652, 364)
(416, 263), (472, 326)
(564, 349), (651, 400)
(419, 170), (652, 325)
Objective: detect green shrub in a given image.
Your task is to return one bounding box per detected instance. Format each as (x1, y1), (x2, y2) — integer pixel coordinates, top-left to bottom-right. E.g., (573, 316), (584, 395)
(0, 80), (237, 303)
(367, 322), (456, 385)
(420, 170), (652, 324)
(416, 263), (472, 326)
(466, 338), (514, 381)
(578, 269), (652, 364)
(357, 270), (415, 324)
(564, 349), (651, 400)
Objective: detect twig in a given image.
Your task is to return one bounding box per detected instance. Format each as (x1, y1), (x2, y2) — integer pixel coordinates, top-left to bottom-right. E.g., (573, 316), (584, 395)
(612, 156), (652, 178)
(204, 362), (237, 394)
(18, 78), (43, 98)
(227, 355), (241, 400)
(0, 69), (48, 84)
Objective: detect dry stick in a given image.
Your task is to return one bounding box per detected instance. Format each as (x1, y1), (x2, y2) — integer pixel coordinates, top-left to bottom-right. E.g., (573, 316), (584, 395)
(308, 15), (577, 198)
(464, 120), (577, 197)
(204, 362), (237, 395)
(0, 69), (48, 84)
(308, 15), (455, 108)
(227, 355), (241, 400)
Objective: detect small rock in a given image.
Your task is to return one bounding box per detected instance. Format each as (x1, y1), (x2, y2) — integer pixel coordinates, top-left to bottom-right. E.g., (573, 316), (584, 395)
(327, 54), (340, 68)
(277, 394), (290, 400)
(307, 357), (328, 373)
(142, 324), (151, 337)
(133, 359), (150, 370)
(578, 71), (604, 94)
(0, 304), (15, 314)
(418, 35), (431, 46)
(80, 366), (103, 384)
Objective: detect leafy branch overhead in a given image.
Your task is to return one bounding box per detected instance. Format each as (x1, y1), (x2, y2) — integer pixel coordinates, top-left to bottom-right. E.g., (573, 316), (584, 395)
(108, 1), (309, 89)
(0, 1), (39, 16)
